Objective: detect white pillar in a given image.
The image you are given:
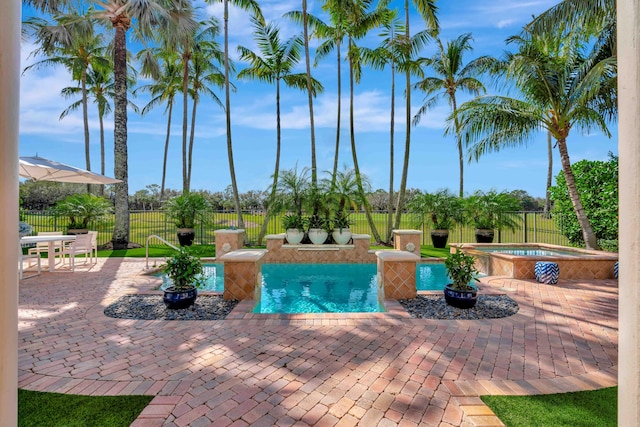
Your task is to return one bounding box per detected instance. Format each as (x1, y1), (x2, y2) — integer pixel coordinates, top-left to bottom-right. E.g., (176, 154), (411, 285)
(0, 0), (21, 425)
(618, 1), (640, 424)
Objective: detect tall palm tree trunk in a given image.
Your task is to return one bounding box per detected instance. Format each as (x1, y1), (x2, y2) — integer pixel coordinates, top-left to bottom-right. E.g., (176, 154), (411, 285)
(161, 100), (174, 201)
(181, 54), (190, 193)
(331, 43), (342, 190)
(98, 111), (105, 196)
(386, 59), (396, 244)
(111, 22), (130, 249)
(557, 138), (599, 249)
(452, 95), (464, 197)
(187, 96), (198, 190)
(544, 130), (553, 214)
(81, 70), (91, 194)
(393, 0), (412, 232)
(349, 50), (381, 243)
(302, 0), (318, 190)
(257, 79), (283, 245)
(223, 0), (245, 230)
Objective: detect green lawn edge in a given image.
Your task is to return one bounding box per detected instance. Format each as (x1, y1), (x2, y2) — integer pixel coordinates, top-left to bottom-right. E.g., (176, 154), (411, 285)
(481, 387), (617, 427)
(18, 389), (153, 427)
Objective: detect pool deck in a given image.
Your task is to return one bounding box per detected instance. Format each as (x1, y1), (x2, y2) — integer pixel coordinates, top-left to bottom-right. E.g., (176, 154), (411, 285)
(18, 258), (618, 426)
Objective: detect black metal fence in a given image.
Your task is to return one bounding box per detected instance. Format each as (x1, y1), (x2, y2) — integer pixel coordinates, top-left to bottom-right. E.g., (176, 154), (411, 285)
(21, 210), (571, 248)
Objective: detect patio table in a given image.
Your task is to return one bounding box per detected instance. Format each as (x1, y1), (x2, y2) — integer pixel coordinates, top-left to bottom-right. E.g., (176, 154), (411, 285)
(20, 234), (76, 272)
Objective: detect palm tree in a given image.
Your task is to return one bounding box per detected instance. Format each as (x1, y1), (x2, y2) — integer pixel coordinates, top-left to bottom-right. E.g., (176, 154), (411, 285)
(24, 15), (109, 183)
(413, 33), (496, 197)
(343, 0), (388, 243)
(135, 49), (182, 200)
(394, 0), (438, 232)
(237, 17), (322, 244)
(276, 164), (311, 217)
(185, 20), (225, 192)
(456, 31), (616, 250)
(206, 0), (264, 234)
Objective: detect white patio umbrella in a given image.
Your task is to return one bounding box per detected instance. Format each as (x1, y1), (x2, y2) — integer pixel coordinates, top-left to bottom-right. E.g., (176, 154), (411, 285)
(19, 155), (121, 185)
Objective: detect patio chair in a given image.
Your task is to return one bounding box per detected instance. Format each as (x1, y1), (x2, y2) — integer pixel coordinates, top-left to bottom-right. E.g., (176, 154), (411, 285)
(27, 231), (64, 266)
(19, 242), (41, 280)
(88, 230), (98, 261)
(60, 233), (94, 271)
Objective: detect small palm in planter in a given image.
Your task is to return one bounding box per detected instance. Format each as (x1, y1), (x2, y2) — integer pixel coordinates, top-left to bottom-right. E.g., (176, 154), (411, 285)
(444, 249), (479, 309)
(305, 214), (329, 244)
(283, 214), (305, 244)
(163, 248), (206, 309)
(52, 193), (112, 234)
(164, 193), (210, 246)
(331, 211), (352, 245)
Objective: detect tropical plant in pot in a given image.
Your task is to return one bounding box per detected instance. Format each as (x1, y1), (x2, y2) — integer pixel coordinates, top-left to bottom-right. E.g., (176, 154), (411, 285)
(407, 189), (463, 248)
(305, 214), (329, 244)
(331, 210), (352, 245)
(52, 193), (113, 234)
(464, 190), (522, 243)
(163, 248), (205, 309)
(282, 213), (305, 245)
(163, 193), (210, 246)
(443, 249), (479, 309)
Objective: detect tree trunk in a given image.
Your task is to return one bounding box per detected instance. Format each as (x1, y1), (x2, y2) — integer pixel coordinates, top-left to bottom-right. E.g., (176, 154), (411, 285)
(393, 0), (412, 232)
(348, 42), (381, 243)
(257, 78), (282, 245)
(181, 50), (190, 193)
(544, 130), (553, 214)
(111, 21), (130, 250)
(81, 69), (91, 194)
(556, 137), (600, 249)
(161, 100), (174, 201)
(99, 112), (105, 196)
(331, 42), (342, 190)
(452, 94), (464, 197)
(386, 59), (395, 244)
(302, 0), (317, 189)
(187, 95), (198, 191)
(223, 0), (245, 231)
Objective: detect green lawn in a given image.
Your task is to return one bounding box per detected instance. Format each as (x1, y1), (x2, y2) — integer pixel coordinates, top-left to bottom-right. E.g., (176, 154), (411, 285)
(481, 387), (617, 427)
(18, 389), (153, 427)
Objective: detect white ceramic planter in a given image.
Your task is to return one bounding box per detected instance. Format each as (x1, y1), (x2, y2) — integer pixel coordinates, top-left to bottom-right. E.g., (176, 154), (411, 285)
(332, 228), (352, 245)
(285, 229), (304, 245)
(308, 228), (328, 244)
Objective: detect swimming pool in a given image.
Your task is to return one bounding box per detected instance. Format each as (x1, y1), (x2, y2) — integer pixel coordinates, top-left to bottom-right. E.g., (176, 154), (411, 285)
(475, 246), (594, 257)
(157, 262), (454, 313)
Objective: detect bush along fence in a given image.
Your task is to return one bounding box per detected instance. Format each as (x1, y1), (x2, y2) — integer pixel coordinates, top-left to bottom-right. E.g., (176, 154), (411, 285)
(21, 210), (571, 248)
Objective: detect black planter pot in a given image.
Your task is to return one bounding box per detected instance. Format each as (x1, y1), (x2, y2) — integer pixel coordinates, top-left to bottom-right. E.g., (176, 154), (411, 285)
(177, 228), (195, 246)
(163, 286), (198, 309)
(430, 230), (449, 248)
(475, 229), (495, 243)
(444, 284), (478, 309)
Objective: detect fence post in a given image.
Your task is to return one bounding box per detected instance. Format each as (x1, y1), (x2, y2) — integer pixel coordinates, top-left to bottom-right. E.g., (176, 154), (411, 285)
(523, 212), (528, 243)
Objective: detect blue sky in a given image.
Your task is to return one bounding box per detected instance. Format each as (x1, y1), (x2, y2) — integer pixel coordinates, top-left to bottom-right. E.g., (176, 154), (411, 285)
(19, 0), (617, 198)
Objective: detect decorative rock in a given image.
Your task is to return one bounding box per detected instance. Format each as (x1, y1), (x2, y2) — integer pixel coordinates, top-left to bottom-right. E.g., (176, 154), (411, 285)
(398, 295), (518, 320)
(535, 261), (560, 284)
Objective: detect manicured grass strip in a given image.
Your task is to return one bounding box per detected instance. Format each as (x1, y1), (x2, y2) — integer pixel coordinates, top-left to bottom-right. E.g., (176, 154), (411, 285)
(481, 387), (617, 427)
(98, 245), (217, 258)
(18, 389), (153, 427)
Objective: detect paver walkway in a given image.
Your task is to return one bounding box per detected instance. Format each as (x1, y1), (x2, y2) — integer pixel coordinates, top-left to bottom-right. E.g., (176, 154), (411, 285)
(18, 258), (618, 426)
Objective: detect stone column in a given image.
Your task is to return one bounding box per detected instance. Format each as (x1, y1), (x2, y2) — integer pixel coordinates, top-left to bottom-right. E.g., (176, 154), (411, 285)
(214, 229), (245, 257)
(217, 249), (266, 300)
(376, 250), (419, 299)
(618, 1), (640, 424)
(0, 0), (20, 424)
(393, 229), (422, 257)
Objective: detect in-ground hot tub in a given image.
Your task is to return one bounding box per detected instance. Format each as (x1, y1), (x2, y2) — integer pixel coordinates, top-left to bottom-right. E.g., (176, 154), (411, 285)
(451, 243), (618, 280)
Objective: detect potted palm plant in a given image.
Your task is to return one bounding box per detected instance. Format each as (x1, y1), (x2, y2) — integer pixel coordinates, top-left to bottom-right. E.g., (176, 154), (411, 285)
(464, 190), (522, 243)
(443, 249), (479, 309)
(282, 213), (305, 245)
(407, 189), (463, 248)
(305, 214), (329, 244)
(163, 193), (210, 246)
(52, 193), (113, 234)
(163, 248), (205, 309)
(331, 210), (352, 245)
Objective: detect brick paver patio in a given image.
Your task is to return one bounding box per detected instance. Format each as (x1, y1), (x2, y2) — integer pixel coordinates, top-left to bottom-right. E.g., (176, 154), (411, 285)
(18, 258), (618, 426)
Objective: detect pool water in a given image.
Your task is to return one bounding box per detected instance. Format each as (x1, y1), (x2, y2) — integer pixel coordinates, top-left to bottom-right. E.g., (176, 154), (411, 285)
(157, 263), (455, 313)
(476, 247), (589, 257)
(254, 264), (383, 314)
